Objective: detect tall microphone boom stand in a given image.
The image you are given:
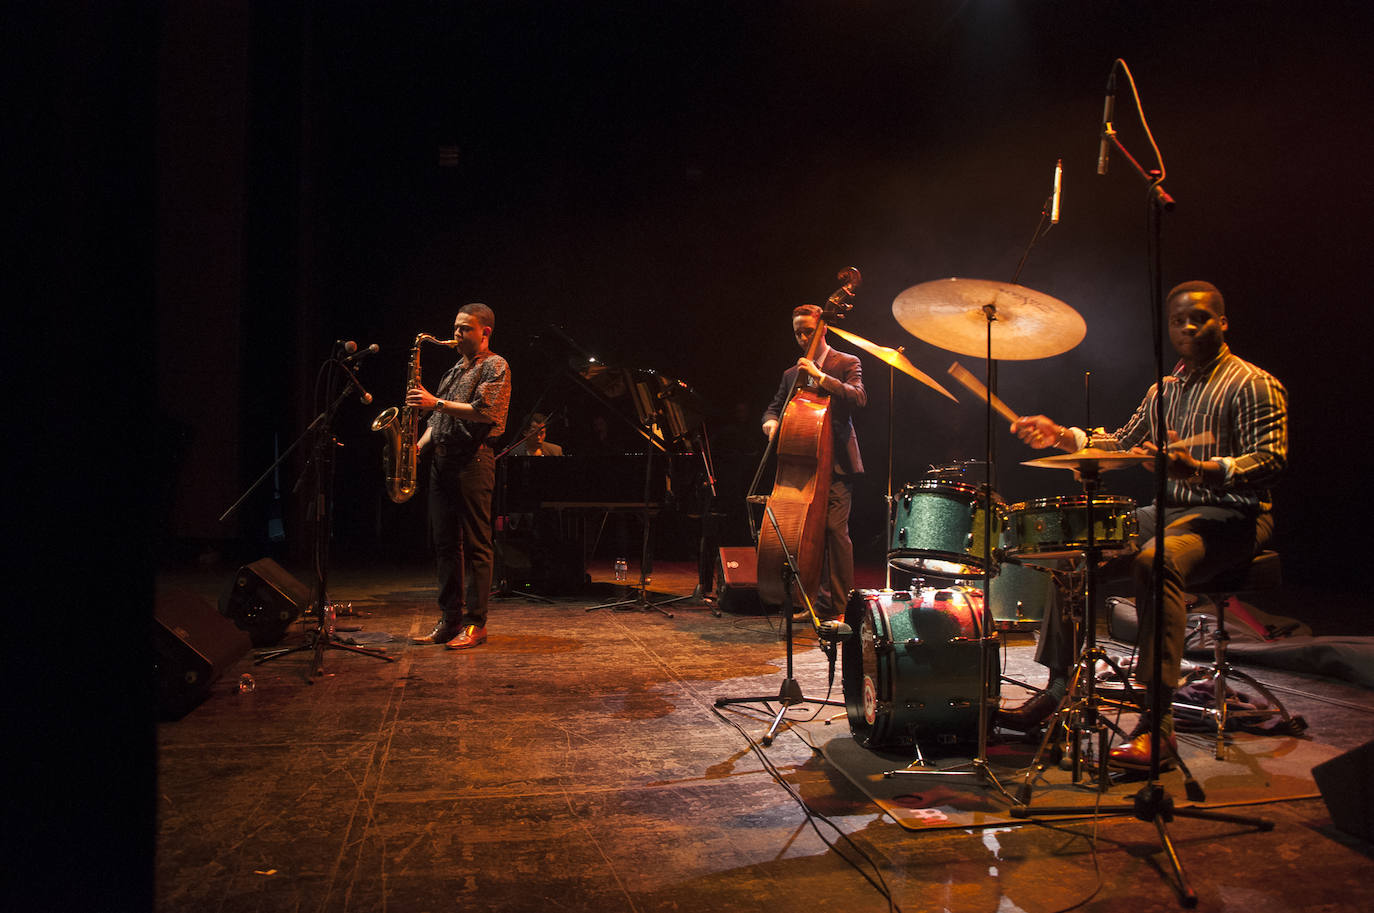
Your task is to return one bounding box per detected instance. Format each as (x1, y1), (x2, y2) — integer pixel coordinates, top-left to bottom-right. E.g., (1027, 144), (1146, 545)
(713, 502), (845, 746)
(1008, 60), (1271, 909)
(251, 349), (395, 678)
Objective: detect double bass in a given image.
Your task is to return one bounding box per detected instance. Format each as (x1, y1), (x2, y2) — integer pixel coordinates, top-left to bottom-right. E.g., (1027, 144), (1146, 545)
(755, 267), (861, 609)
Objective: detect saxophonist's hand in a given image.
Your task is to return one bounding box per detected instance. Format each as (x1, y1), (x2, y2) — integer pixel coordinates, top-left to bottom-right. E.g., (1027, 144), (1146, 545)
(406, 384), (437, 410)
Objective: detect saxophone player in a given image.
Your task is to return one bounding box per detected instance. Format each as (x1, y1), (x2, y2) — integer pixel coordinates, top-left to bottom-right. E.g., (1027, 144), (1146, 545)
(409, 303), (512, 649)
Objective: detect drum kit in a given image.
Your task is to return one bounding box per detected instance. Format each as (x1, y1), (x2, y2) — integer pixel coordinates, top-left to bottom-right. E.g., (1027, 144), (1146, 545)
(830, 277), (1151, 784)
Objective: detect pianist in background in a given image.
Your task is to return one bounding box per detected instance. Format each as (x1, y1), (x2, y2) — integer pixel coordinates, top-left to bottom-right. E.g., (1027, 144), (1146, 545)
(510, 414), (563, 457)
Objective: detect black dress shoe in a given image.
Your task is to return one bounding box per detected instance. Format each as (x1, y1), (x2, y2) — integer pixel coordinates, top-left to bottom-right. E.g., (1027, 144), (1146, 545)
(412, 619), (460, 645)
(996, 690), (1061, 732)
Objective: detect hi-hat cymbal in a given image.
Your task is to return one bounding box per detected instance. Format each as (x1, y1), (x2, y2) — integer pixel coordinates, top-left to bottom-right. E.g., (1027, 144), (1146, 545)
(893, 278), (1086, 360)
(827, 326), (957, 402)
(1022, 448), (1152, 472)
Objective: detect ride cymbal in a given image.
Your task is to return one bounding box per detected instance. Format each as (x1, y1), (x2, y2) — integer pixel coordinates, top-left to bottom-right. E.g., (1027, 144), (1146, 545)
(893, 277), (1085, 360)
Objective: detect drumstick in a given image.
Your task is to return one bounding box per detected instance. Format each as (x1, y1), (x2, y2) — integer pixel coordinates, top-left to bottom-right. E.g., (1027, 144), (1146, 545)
(948, 362), (1020, 423)
(1169, 430), (1215, 451)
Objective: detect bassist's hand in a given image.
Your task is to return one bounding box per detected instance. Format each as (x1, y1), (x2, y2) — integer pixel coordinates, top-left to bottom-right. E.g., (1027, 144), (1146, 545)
(796, 357), (824, 381)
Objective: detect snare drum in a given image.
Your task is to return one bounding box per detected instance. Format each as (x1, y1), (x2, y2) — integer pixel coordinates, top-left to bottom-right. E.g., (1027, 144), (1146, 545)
(1006, 495), (1138, 562)
(889, 479), (1007, 578)
(842, 587), (1000, 749)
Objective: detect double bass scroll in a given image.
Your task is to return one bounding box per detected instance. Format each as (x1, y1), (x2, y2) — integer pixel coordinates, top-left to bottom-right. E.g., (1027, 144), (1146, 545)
(754, 267), (861, 608)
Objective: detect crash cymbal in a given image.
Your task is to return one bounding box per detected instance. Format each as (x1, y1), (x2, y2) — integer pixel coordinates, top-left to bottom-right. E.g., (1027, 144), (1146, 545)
(1022, 448), (1153, 472)
(827, 326), (958, 402)
(893, 278), (1086, 360)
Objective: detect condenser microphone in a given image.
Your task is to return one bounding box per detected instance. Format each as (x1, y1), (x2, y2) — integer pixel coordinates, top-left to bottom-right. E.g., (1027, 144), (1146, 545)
(1097, 72), (1117, 175)
(1050, 158), (1062, 224)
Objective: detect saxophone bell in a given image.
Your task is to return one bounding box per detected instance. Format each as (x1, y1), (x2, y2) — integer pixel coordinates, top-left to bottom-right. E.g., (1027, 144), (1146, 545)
(372, 333), (461, 504)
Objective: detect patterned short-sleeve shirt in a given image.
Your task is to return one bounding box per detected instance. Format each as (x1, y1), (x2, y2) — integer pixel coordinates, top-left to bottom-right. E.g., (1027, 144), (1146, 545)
(426, 351), (511, 445)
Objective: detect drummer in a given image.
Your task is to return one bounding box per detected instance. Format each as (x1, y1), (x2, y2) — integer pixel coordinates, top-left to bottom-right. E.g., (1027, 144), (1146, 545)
(1003, 281), (1288, 771)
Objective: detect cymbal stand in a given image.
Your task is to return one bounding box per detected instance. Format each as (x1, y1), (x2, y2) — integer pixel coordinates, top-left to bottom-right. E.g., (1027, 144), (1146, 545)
(253, 347), (395, 678)
(1010, 465), (1136, 801)
(587, 442), (689, 617)
(1009, 60), (1271, 909)
(883, 361), (896, 589)
(883, 295), (1010, 805)
(714, 502), (844, 746)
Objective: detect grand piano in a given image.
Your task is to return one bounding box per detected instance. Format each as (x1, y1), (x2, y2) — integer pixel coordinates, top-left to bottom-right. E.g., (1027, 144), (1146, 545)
(494, 329), (714, 595)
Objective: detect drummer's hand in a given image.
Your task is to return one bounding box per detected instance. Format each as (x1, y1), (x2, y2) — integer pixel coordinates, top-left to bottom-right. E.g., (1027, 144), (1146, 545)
(1137, 431), (1195, 476)
(796, 357), (824, 381)
(762, 419), (779, 440)
(1011, 415), (1060, 449)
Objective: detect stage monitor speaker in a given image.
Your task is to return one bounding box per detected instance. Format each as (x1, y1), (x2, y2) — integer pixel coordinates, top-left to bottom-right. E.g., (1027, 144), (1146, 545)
(219, 557), (310, 646)
(155, 589), (252, 719)
(716, 547), (762, 614)
(1313, 739), (1374, 841)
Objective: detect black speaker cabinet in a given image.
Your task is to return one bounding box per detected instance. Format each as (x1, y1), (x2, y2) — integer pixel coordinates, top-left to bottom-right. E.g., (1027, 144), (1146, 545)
(715, 547), (762, 614)
(155, 590), (252, 718)
(1313, 739), (1374, 841)
(219, 557), (310, 646)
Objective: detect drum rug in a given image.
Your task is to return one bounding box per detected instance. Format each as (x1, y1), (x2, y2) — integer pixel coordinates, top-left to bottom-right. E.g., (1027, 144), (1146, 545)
(819, 725), (1342, 831)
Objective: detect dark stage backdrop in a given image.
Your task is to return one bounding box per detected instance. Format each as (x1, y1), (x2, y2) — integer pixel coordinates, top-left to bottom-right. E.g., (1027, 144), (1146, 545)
(157, 1), (1374, 590)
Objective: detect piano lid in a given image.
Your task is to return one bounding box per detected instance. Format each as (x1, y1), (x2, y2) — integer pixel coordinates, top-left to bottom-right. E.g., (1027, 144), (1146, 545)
(541, 326), (708, 450)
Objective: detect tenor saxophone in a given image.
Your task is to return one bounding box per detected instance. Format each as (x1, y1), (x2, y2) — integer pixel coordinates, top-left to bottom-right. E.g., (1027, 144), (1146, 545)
(371, 333), (462, 503)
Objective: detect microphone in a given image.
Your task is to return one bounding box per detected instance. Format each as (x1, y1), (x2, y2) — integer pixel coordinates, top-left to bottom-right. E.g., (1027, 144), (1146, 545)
(1050, 158), (1062, 224)
(335, 358), (374, 404)
(1097, 72), (1116, 175)
(344, 343), (380, 363)
(817, 619), (852, 642)
(337, 339), (358, 356)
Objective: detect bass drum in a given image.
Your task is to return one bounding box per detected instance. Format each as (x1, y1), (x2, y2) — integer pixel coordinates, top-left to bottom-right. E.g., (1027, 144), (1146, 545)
(842, 588), (1000, 750)
(888, 479), (1007, 579)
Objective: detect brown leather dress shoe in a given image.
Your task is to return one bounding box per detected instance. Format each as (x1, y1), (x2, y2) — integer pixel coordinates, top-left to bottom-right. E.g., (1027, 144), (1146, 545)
(1108, 730), (1178, 771)
(446, 624), (487, 650)
(996, 691), (1060, 732)
(412, 619), (460, 645)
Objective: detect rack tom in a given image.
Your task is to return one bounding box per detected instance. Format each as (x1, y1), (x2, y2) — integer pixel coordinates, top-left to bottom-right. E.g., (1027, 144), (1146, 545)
(888, 479), (1007, 579)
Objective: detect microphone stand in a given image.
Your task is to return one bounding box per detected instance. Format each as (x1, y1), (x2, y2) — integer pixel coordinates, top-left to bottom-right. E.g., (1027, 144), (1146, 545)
(251, 349), (395, 678)
(714, 503), (846, 746)
(1008, 61), (1271, 908)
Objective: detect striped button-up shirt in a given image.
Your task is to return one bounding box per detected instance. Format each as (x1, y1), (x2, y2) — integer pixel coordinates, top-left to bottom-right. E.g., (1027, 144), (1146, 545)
(426, 351), (511, 445)
(1110, 344), (1287, 513)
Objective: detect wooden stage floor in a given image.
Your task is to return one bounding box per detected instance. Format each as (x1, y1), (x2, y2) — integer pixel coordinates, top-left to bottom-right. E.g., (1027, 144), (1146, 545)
(152, 557), (1374, 912)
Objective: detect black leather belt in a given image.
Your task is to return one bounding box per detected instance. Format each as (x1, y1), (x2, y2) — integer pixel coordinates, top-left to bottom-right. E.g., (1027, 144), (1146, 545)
(433, 441), (492, 457)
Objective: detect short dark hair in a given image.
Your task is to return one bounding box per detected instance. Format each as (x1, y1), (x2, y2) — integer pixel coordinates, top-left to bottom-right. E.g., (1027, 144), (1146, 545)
(792, 304), (823, 319)
(1166, 281), (1224, 315)
(459, 302), (495, 329)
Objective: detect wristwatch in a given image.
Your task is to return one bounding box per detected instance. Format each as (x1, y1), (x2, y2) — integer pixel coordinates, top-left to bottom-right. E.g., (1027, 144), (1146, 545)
(434, 399), (446, 412)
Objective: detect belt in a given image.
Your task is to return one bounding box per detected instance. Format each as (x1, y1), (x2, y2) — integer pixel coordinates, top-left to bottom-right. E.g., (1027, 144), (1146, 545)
(433, 441), (493, 457)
